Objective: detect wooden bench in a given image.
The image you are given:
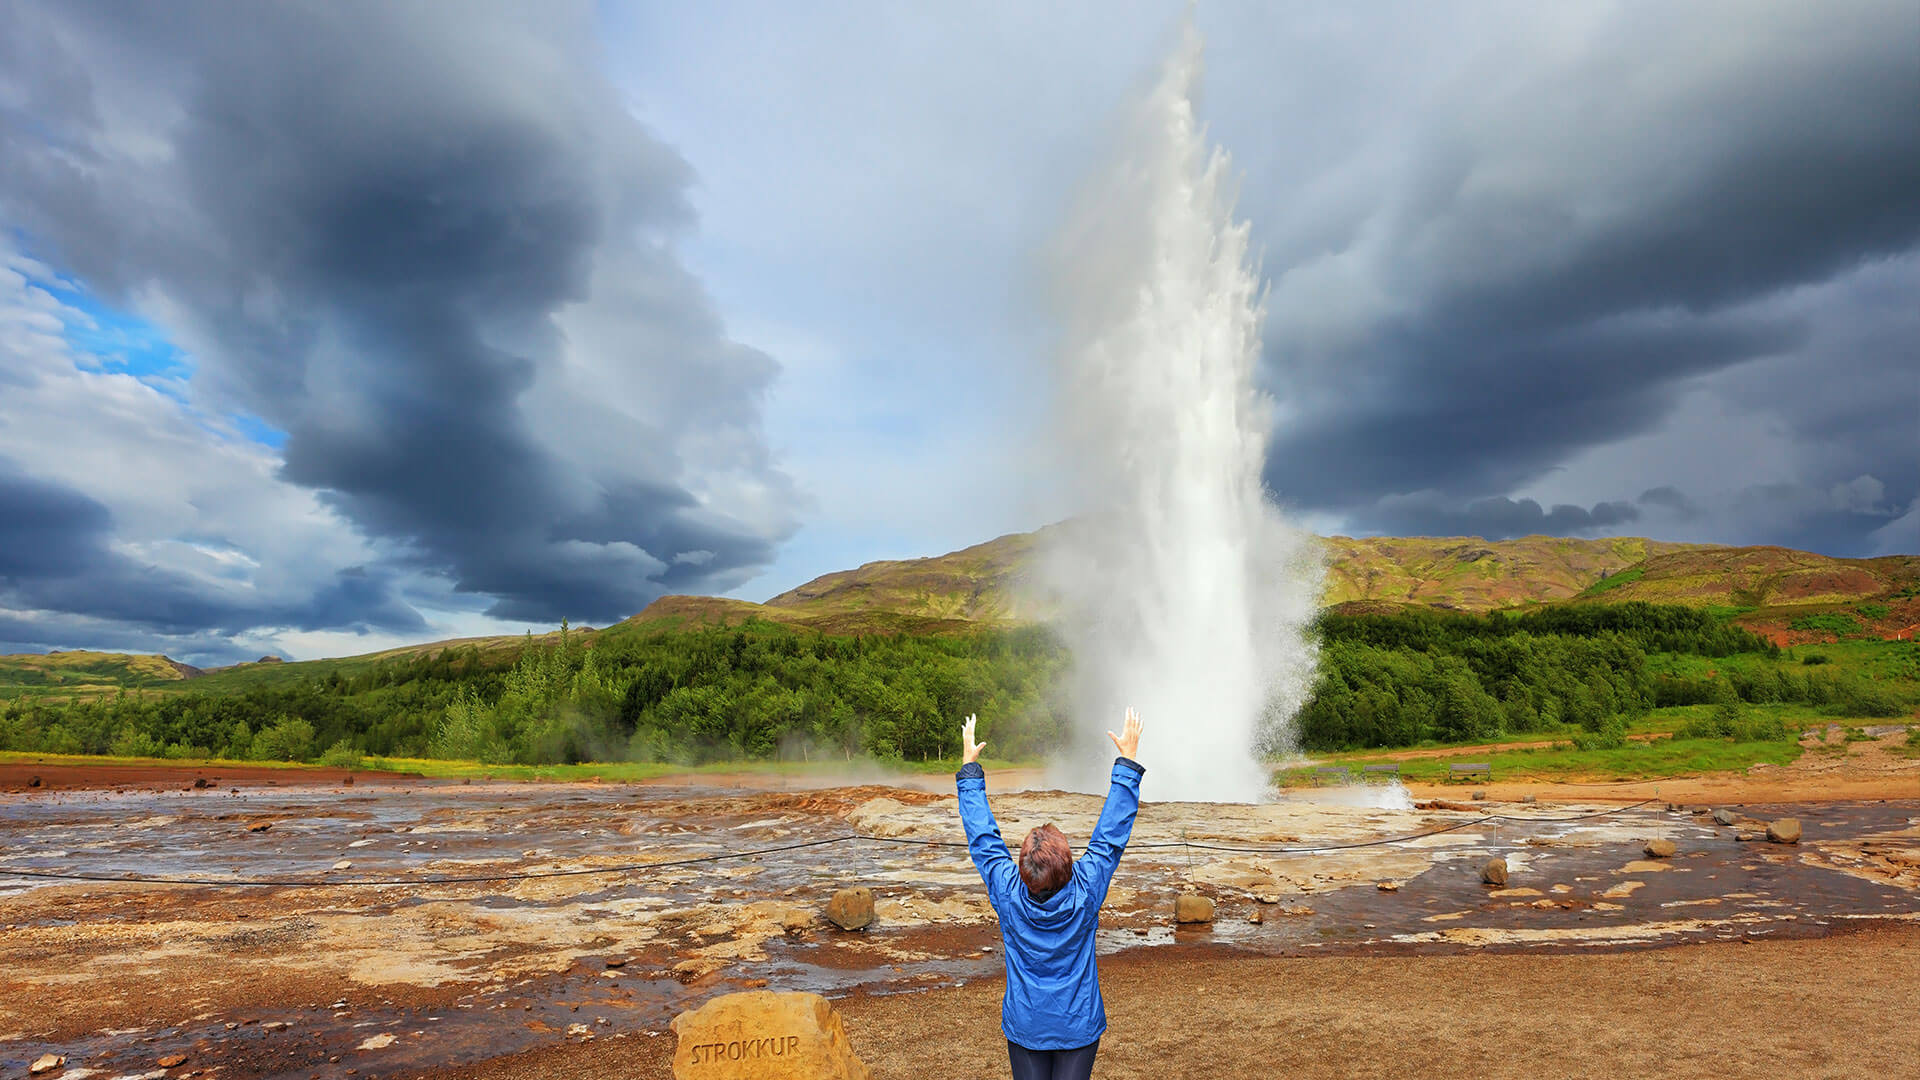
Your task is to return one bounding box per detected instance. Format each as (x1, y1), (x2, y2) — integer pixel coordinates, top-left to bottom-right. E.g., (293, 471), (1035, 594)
(1447, 762), (1492, 782)
(1361, 763), (1401, 781)
(1314, 765), (1351, 785)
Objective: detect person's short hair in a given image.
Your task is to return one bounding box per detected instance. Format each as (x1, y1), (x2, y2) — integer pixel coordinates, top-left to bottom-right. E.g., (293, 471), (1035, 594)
(1018, 823), (1073, 899)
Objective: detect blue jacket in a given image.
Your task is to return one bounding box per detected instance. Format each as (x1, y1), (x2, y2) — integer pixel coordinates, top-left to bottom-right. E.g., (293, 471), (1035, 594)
(956, 757), (1145, 1050)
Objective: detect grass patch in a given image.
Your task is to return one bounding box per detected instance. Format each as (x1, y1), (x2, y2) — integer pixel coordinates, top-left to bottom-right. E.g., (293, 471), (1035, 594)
(1282, 736), (1803, 786)
(1790, 612), (1865, 636)
(0, 749), (1035, 783)
(1581, 567), (1644, 597)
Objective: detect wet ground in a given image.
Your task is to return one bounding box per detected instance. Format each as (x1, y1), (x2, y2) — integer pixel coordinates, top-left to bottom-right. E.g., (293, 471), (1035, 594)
(2, 773), (1915, 1079)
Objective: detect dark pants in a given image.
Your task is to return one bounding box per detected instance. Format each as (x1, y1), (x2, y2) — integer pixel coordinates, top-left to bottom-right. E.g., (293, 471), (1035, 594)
(1008, 1039), (1099, 1080)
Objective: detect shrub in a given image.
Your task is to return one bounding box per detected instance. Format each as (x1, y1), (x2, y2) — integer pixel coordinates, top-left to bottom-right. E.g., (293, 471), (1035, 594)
(109, 726), (160, 758)
(1856, 602), (1890, 621)
(1824, 679), (1904, 719)
(317, 739), (364, 768)
(252, 716), (317, 762)
(1571, 715), (1629, 750)
(1800, 653), (1830, 666)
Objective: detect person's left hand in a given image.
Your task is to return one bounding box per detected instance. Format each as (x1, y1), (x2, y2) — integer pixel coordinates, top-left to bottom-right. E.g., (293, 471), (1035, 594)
(961, 713), (986, 765)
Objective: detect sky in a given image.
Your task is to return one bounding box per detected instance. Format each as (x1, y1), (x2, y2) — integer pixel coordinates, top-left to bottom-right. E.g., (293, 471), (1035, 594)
(1, 0), (1915, 665)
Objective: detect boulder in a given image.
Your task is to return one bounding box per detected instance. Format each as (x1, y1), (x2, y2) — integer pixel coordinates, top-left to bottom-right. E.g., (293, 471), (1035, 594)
(29, 1054), (62, 1075)
(1766, 819), (1802, 845)
(1174, 892), (1216, 924)
(1482, 858), (1509, 886)
(825, 887), (875, 931)
(671, 990), (871, 1080)
(1471, 789), (1488, 801)
(1713, 808), (1739, 826)
(157, 1053), (189, 1067)
(1644, 838), (1677, 859)
(26, 775), (41, 789)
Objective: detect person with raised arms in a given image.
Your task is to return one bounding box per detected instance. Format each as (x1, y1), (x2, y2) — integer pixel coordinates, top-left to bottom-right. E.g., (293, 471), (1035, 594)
(955, 707), (1146, 1080)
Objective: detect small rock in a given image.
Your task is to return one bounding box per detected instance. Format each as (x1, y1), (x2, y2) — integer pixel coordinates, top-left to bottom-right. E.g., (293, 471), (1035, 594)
(333, 860), (353, 871)
(604, 956), (628, 969)
(1644, 838), (1677, 859)
(1735, 831), (1762, 842)
(1175, 892), (1215, 923)
(247, 821), (273, 833)
(342, 774), (354, 786)
(27, 775), (41, 789)
(1248, 908), (1263, 924)
(29, 1053), (62, 1075)
(261, 1020), (291, 1032)
(1520, 795), (1537, 804)
(192, 778), (208, 789)
(1471, 789), (1488, 801)
(1766, 819), (1802, 845)
(826, 886), (876, 931)
(1713, 808), (1739, 826)
(1482, 858), (1509, 886)
(1376, 881), (1400, 892)
(566, 1023), (593, 1038)
(158, 1052), (189, 1067)
(357, 1033), (396, 1050)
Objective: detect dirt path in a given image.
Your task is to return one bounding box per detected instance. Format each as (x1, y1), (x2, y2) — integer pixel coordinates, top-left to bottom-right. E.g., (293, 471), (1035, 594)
(414, 922), (1920, 1080)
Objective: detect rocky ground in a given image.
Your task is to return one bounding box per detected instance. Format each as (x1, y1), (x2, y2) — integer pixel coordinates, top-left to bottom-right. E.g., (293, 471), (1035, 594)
(1, 756), (1915, 1079)
(420, 922), (1920, 1080)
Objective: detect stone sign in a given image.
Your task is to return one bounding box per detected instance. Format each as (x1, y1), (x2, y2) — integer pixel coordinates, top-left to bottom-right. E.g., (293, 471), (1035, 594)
(671, 991), (871, 1080)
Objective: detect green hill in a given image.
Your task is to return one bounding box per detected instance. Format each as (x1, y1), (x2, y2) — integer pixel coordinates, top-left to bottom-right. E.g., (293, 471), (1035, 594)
(0, 650), (201, 700)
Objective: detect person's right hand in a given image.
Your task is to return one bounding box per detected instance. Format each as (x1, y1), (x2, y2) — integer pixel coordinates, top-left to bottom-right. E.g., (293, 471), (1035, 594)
(961, 714), (986, 765)
(1107, 706), (1142, 759)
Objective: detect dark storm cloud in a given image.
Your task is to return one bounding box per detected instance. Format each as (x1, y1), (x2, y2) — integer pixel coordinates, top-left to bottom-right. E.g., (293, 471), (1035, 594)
(0, 459), (424, 640)
(0, 466), (110, 578)
(0, 0), (796, 630)
(1255, 2), (1920, 552)
(1364, 493), (1640, 541)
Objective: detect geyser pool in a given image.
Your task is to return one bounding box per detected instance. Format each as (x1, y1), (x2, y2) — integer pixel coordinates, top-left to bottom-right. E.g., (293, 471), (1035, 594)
(1041, 24), (1322, 803)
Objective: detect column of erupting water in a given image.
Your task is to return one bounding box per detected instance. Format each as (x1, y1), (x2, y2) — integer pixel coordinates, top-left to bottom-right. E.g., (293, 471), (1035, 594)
(1042, 25), (1322, 803)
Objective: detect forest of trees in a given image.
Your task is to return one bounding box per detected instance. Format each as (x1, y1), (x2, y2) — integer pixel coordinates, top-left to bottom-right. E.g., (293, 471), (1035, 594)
(0, 603), (1908, 764)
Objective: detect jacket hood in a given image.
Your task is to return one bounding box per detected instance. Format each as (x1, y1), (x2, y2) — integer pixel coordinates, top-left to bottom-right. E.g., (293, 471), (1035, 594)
(1019, 871), (1084, 928)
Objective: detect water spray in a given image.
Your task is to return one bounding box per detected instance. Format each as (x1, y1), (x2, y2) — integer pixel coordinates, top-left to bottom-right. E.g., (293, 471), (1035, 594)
(1041, 23), (1323, 802)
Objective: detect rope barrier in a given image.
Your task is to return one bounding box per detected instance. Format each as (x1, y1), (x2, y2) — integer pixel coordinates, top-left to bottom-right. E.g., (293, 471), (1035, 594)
(0, 799), (1660, 888)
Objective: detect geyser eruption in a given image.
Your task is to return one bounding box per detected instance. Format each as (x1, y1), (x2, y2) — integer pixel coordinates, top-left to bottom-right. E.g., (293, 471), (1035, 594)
(1042, 26), (1322, 803)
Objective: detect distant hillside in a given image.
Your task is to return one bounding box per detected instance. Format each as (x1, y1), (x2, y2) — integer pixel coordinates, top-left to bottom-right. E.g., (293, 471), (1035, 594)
(1577, 547), (1918, 607)
(0, 650), (200, 700)
(1321, 535), (1705, 610)
(1577, 547), (1920, 645)
(625, 531), (1714, 632)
